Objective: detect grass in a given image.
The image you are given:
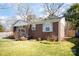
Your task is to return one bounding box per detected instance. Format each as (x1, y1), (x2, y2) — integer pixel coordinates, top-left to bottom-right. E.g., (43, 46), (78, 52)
(0, 39), (76, 56)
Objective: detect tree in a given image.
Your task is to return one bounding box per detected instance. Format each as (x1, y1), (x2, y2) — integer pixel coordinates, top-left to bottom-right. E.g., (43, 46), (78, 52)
(15, 3), (36, 39)
(16, 3), (32, 20)
(0, 24), (3, 32)
(16, 3), (37, 21)
(64, 4), (79, 31)
(42, 3), (64, 16)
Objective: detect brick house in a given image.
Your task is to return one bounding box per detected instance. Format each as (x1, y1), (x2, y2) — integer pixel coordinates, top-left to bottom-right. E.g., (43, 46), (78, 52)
(13, 15), (75, 41)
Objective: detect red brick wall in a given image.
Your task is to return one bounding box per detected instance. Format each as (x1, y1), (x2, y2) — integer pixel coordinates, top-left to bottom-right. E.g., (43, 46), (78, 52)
(65, 22), (76, 37)
(29, 22), (58, 40)
(65, 29), (75, 37)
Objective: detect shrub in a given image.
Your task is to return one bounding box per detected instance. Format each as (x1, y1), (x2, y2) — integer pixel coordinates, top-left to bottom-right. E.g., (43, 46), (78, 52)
(0, 25), (3, 32)
(20, 36), (27, 41)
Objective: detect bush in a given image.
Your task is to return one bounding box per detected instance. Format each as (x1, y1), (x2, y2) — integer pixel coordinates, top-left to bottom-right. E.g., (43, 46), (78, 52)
(76, 47), (79, 56)
(0, 25), (3, 32)
(37, 38), (41, 41)
(68, 37), (79, 55)
(20, 36), (27, 41)
(68, 37), (79, 45)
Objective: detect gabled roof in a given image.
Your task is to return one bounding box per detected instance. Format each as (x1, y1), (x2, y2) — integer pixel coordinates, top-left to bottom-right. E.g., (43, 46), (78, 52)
(13, 15), (64, 27)
(13, 20), (28, 26)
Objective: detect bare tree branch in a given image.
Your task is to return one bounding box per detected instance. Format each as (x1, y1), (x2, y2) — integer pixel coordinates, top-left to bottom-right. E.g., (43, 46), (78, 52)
(16, 3), (32, 21)
(43, 3), (64, 16)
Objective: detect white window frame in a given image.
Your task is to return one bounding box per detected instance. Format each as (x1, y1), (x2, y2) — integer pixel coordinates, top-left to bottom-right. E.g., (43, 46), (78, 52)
(31, 24), (36, 31)
(43, 23), (53, 32)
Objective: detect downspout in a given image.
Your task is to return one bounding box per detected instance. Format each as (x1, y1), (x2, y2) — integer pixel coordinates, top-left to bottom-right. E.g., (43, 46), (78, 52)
(58, 17), (65, 41)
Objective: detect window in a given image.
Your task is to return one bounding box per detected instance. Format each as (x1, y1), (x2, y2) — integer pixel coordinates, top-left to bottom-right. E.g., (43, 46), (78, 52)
(43, 23), (53, 32)
(46, 27), (50, 31)
(31, 24), (36, 31)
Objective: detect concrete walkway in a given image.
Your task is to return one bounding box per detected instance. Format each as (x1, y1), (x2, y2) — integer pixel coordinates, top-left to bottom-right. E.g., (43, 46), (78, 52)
(0, 32), (13, 39)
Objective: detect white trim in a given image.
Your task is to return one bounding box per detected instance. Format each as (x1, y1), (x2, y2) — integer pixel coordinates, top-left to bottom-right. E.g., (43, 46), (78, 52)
(30, 19), (60, 25)
(31, 24), (36, 31)
(43, 22), (53, 32)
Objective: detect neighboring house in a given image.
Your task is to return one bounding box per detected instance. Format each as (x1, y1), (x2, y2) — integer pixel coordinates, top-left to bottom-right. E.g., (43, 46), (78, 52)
(12, 15), (75, 41)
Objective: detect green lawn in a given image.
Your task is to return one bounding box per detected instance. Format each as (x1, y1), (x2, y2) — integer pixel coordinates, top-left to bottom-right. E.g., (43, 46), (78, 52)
(0, 39), (76, 56)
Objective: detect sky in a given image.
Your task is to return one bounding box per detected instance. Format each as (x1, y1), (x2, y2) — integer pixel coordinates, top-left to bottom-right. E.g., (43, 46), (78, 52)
(0, 3), (43, 18)
(0, 3), (72, 18)
(0, 3), (72, 30)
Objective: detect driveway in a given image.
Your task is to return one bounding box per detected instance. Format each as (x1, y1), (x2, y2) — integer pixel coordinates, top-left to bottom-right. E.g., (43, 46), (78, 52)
(0, 32), (13, 38)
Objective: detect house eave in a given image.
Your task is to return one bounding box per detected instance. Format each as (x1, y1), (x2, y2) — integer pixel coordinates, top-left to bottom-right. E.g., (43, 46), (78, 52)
(30, 19), (60, 24)
(13, 17), (64, 27)
(13, 20), (28, 27)
(14, 24), (28, 27)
